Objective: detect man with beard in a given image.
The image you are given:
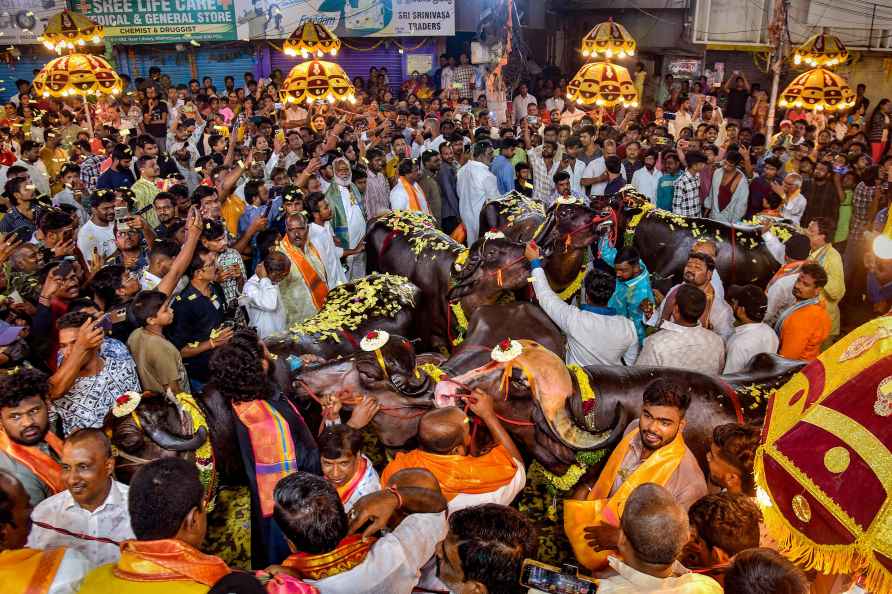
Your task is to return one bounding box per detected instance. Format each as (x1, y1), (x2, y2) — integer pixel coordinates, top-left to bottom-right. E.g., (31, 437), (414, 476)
(386, 135), (410, 182)
(0, 368), (64, 506)
(800, 161), (840, 227)
(418, 150), (443, 222)
(775, 261), (831, 360)
(706, 423), (760, 495)
(648, 251), (735, 340)
(457, 141), (500, 244)
(362, 149), (391, 220)
(277, 213), (328, 325)
(564, 378), (708, 571)
(28, 429), (134, 568)
(437, 141), (461, 235)
(746, 156), (782, 219)
(96, 144), (135, 191)
(389, 158), (431, 215)
(325, 157), (366, 279)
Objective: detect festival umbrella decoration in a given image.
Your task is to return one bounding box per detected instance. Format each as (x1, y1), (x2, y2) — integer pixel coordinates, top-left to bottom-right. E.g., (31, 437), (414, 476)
(283, 21), (341, 58)
(37, 9), (103, 54)
(754, 315), (892, 593)
(580, 19), (636, 59)
(566, 61), (639, 108)
(777, 67), (856, 112)
(279, 59), (356, 106)
(793, 32), (848, 68)
(31, 53), (122, 134)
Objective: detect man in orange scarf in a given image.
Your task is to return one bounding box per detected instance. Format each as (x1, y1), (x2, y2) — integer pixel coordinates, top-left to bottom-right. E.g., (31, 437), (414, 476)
(388, 158), (431, 214)
(273, 468), (447, 593)
(564, 378), (707, 572)
(380, 386), (525, 511)
(78, 458), (231, 594)
(0, 368), (64, 506)
(0, 470), (91, 594)
(278, 212), (329, 326)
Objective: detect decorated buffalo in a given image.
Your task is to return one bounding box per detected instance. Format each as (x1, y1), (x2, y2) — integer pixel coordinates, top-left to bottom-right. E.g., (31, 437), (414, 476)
(479, 191), (547, 242)
(365, 210), (532, 352)
(104, 390), (210, 484)
(265, 273), (420, 361)
(434, 341), (805, 477)
(611, 186), (804, 295)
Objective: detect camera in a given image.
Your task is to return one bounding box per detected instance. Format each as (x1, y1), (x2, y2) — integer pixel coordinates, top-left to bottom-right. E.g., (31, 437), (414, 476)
(663, 112), (677, 121)
(519, 560), (598, 593)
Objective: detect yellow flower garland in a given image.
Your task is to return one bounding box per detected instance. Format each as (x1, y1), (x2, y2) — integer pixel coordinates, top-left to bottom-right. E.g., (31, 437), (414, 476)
(556, 267), (586, 301)
(568, 363), (596, 404)
(176, 392), (217, 511)
(417, 362), (446, 382)
(450, 301), (469, 346)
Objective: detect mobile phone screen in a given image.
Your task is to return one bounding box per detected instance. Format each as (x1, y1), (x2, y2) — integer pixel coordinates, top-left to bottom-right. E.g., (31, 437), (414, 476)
(520, 560), (599, 594)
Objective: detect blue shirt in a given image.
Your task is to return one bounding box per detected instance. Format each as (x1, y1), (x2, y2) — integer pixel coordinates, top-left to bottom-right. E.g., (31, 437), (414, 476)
(96, 167), (136, 190)
(490, 154), (516, 195)
(599, 236), (654, 345)
(238, 197), (283, 237)
(655, 171), (681, 211)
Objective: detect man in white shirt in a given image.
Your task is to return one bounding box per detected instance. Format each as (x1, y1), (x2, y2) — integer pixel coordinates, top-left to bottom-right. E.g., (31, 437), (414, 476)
(638, 284), (726, 375)
(723, 285), (779, 374)
(27, 429), (135, 569)
(545, 86), (565, 113)
(440, 56), (455, 93)
(649, 252), (735, 341)
(240, 252), (290, 339)
(389, 158), (431, 214)
(528, 243), (636, 365)
(631, 148), (662, 203)
(77, 190), (118, 261)
(596, 484), (723, 594)
(457, 141), (501, 245)
(560, 102), (585, 128)
(763, 234), (811, 326)
(779, 172), (807, 225)
(14, 140), (50, 197)
(0, 470), (91, 594)
(512, 83), (537, 124)
(306, 192), (349, 288)
(272, 469), (448, 594)
(582, 138), (618, 198)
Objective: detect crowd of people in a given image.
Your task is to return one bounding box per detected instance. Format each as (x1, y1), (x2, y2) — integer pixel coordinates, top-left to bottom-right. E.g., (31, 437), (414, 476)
(0, 53), (886, 594)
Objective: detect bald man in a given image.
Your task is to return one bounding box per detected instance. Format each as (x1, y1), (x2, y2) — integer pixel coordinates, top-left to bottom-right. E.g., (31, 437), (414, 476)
(28, 429), (134, 569)
(381, 388), (525, 511)
(0, 470), (91, 594)
(597, 483), (723, 593)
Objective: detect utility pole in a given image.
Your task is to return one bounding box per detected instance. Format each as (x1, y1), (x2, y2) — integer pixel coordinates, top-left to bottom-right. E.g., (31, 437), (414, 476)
(766, 0), (790, 141)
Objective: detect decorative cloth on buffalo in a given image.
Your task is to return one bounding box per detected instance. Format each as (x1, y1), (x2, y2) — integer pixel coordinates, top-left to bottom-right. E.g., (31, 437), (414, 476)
(754, 315), (892, 594)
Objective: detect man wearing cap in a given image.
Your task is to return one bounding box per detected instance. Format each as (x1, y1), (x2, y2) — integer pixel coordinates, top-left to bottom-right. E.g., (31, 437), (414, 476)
(96, 144), (135, 191)
(763, 228), (813, 326)
(724, 284), (779, 374)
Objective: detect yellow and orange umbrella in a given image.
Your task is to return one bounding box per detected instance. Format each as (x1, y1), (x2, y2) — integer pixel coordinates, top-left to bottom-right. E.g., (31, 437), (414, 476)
(566, 61), (638, 108)
(38, 9), (103, 54)
(279, 59), (356, 106)
(283, 22), (341, 59)
(778, 67), (856, 112)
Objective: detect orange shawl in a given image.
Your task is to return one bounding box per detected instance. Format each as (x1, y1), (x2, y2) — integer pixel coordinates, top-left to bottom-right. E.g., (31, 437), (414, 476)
(0, 547), (66, 594)
(282, 534), (376, 580)
(769, 260), (804, 288)
(0, 429), (64, 495)
(398, 177), (424, 212)
(380, 444), (518, 501)
(564, 428), (687, 571)
(113, 540), (230, 586)
(336, 456), (368, 505)
(281, 235), (328, 310)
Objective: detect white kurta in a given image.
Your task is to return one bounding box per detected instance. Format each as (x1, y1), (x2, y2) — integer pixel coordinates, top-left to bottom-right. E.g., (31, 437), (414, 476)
(723, 322), (779, 374)
(389, 179), (431, 214)
(342, 454), (382, 513)
(309, 222), (348, 288)
(240, 275), (288, 339)
(338, 185), (366, 280)
(277, 244), (328, 326)
(457, 160), (501, 245)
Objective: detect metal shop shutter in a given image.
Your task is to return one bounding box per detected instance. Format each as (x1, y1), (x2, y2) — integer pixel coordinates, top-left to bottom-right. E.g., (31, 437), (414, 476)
(270, 43), (404, 91)
(119, 46), (195, 88)
(193, 44), (257, 91)
(0, 46), (56, 103)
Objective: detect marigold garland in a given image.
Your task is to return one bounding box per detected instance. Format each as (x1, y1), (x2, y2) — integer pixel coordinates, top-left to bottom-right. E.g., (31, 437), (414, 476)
(379, 210), (463, 257)
(288, 273), (416, 342)
(556, 267), (586, 301)
(176, 392), (217, 511)
(450, 301), (469, 346)
(416, 362), (446, 383)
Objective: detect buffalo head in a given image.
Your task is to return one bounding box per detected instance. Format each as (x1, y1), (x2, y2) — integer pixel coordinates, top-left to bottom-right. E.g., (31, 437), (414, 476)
(448, 235), (530, 300)
(105, 392), (208, 484)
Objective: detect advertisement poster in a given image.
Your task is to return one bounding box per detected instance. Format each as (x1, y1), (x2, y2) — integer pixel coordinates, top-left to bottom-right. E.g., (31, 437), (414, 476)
(238, 0), (454, 39)
(0, 0), (68, 45)
(78, 0), (238, 44)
